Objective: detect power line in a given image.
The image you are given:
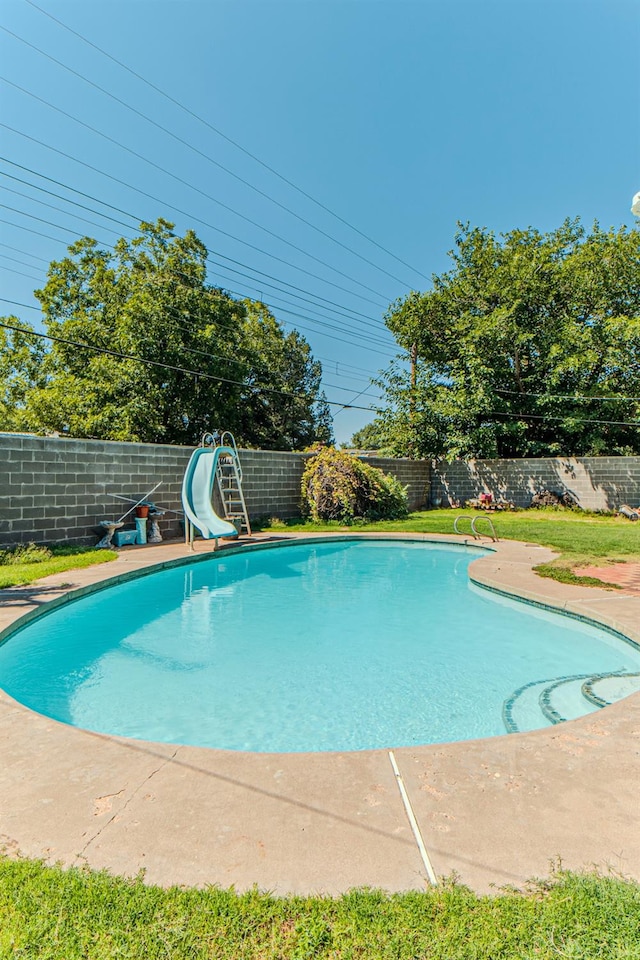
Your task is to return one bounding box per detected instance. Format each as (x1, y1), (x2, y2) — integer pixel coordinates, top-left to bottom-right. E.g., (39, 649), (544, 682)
(1, 22), (415, 289)
(0, 204), (395, 351)
(1, 229), (390, 376)
(0, 193), (397, 353)
(0, 263), (41, 282)
(0, 222), (397, 363)
(0, 167), (395, 335)
(0, 253), (384, 401)
(495, 387), (640, 402)
(484, 410), (639, 428)
(0, 240), (52, 263)
(23, 0), (430, 283)
(1, 157), (387, 326)
(0, 314), (379, 412)
(1, 77), (394, 303)
(0, 124), (387, 309)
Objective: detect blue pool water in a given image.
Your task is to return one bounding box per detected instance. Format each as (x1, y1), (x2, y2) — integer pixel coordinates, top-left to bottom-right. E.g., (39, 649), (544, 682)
(1, 539), (639, 752)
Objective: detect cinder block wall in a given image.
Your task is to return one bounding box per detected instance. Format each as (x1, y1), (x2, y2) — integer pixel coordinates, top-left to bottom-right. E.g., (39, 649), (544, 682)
(0, 435), (430, 546)
(431, 456), (640, 511)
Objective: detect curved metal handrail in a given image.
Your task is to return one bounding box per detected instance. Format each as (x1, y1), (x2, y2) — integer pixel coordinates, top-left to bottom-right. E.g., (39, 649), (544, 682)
(471, 515), (498, 541)
(453, 515), (478, 538)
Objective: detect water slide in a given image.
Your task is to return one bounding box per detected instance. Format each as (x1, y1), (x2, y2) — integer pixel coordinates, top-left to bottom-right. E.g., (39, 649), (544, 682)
(181, 446), (238, 542)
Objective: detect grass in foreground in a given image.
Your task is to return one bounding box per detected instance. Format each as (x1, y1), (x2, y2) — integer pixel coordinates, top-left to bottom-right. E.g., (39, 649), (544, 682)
(1, 858), (638, 960)
(0, 544), (116, 589)
(257, 509), (640, 587)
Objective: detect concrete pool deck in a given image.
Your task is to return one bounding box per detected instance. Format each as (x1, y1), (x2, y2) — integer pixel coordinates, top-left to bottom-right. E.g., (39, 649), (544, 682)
(0, 533), (639, 895)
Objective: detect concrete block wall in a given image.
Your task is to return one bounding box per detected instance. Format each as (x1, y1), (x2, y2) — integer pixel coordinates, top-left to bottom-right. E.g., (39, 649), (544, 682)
(361, 455), (431, 512)
(0, 435), (430, 546)
(0, 434), (192, 547)
(431, 456), (640, 511)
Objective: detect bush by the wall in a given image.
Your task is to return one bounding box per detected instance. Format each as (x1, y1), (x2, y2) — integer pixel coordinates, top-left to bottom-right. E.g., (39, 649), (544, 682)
(301, 447), (409, 523)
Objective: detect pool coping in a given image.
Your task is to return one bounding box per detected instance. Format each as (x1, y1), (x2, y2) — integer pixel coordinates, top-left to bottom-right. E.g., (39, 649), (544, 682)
(1, 532), (639, 895)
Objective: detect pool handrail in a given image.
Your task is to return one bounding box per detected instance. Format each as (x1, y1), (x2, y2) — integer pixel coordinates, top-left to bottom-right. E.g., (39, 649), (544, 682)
(471, 515), (499, 541)
(453, 514), (499, 541)
(453, 515), (477, 538)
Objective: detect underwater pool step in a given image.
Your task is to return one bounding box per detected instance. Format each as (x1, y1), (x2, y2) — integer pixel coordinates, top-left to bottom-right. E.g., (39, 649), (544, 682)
(502, 677), (561, 734)
(502, 669), (631, 734)
(582, 672), (640, 708)
(538, 676), (604, 725)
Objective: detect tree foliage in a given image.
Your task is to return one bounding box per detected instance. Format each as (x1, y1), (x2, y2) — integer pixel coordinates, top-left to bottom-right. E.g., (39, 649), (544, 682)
(359, 219), (640, 459)
(301, 447), (408, 523)
(0, 219), (333, 450)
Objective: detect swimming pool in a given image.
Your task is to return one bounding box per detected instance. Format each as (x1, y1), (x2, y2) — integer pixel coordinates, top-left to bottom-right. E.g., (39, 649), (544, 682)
(1, 539), (639, 752)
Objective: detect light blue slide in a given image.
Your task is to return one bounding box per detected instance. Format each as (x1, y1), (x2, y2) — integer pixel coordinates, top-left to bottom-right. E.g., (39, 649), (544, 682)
(181, 446), (238, 541)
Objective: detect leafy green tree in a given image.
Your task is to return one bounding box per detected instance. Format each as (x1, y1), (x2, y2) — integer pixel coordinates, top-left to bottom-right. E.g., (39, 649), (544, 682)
(235, 301), (332, 450)
(368, 219), (640, 458)
(0, 320), (45, 433)
(1, 219), (333, 449)
(347, 421), (384, 451)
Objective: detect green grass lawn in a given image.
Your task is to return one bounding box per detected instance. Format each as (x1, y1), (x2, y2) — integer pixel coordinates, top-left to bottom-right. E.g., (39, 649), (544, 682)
(256, 509), (640, 587)
(0, 544), (116, 589)
(1, 858), (638, 960)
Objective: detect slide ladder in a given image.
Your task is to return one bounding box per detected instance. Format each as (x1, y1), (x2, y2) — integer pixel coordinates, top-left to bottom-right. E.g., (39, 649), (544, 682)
(214, 431), (252, 537)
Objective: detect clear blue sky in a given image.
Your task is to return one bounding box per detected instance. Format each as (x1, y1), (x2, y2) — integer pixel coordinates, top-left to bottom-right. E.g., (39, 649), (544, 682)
(1, 0), (638, 444)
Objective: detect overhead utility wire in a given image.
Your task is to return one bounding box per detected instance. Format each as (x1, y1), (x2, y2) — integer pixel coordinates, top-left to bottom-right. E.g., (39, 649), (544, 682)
(0, 255), (383, 399)
(0, 252), (44, 273)
(2, 24), (414, 289)
(0, 241), (45, 263)
(0, 237), (386, 378)
(0, 314), (379, 412)
(0, 218), (396, 358)
(1, 185), (130, 237)
(1, 78), (393, 303)
(0, 157), (386, 326)
(0, 183), (396, 343)
(0, 263), (40, 282)
(0, 169), (393, 334)
(6, 308), (628, 424)
(0, 205), (394, 350)
(23, 0), (429, 283)
(484, 410), (639, 428)
(0, 124), (386, 309)
(495, 387), (640, 402)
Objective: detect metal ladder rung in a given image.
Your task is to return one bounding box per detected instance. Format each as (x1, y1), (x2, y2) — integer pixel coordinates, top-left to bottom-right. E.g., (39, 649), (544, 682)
(211, 431), (251, 537)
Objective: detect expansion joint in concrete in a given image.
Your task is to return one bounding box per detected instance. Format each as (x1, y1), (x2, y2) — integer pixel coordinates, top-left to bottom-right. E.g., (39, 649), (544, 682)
(388, 750), (437, 886)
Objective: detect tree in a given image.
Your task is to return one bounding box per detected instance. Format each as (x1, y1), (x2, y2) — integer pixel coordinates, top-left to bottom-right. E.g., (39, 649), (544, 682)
(234, 301), (332, 450)
(0, 320), (45, 433)
(0, 219), (333, 450)
(367, 219), (640, 459)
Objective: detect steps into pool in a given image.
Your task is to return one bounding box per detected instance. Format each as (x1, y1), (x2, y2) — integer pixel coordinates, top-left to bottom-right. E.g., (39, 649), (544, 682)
(502, 671), (640, 734)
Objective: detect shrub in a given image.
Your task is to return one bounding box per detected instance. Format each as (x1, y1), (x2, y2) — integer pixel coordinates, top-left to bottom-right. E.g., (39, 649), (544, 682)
(301, 447), (409, 523)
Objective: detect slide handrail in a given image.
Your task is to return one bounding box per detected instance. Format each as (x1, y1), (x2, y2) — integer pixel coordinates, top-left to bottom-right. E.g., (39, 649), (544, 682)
(220, 431), (242, 481)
